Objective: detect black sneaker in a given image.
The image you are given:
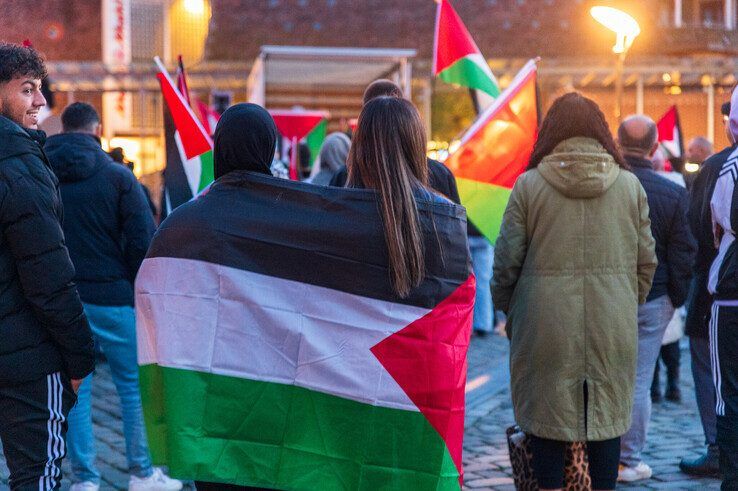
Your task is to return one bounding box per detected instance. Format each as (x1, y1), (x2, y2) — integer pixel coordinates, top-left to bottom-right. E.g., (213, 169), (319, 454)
(679, 446), (721, 477)
(665, 386), (682, 403)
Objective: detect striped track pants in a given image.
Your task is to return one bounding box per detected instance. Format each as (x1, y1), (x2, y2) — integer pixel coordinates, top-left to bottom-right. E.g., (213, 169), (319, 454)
(709, 303), (738, 488)
(0, 372), (75, 490)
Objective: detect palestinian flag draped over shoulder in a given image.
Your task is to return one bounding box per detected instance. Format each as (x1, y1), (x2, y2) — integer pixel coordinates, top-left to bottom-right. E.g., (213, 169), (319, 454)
(433, 0), (500, 98)
(156, 57), (214, 214)
(656, 105), (683, 160)
(136, 173), (475, 489)
(445, 59), (539, 244)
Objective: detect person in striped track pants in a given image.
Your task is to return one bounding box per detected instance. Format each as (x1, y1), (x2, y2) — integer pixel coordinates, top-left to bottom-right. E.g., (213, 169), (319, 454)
(708, 86), (738, 490)
(0, 42), (95, 490)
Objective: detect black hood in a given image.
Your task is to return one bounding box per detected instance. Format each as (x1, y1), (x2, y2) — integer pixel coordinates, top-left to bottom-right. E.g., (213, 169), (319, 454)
(0, 115), (46, 162)
(45, 132), (110, 182)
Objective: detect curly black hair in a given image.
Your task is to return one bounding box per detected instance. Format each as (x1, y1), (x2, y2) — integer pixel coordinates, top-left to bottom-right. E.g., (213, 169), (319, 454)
(0, 42), (47, 84)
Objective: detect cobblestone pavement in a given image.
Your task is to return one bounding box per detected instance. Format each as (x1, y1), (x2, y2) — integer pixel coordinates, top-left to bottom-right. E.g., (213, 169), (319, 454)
(463, 334), (722, 491)
(0, 334), (723, 490)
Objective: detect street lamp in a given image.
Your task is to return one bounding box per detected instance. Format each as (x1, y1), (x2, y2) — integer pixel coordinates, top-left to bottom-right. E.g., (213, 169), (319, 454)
(591, 6), (641, 122)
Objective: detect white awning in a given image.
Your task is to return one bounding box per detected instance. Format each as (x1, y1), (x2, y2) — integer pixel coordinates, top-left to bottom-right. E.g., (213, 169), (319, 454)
(246, 46), (417, 106)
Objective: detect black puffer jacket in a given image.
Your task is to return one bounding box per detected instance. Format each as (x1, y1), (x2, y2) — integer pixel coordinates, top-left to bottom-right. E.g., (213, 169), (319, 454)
(626, 155), (696, 307)
(0, 116), (94, 386)
(45, 133), (155, 306)
(685, 146), (735, 337)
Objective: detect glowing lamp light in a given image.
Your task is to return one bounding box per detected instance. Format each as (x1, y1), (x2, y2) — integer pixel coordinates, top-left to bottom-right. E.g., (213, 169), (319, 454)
(183, 0), (206, 15)
(590, 6), (641, 54)
(685, 162), (701, 173)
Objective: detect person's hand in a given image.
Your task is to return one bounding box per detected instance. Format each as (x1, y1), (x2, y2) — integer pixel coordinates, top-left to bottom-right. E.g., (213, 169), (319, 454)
(71, 378), (83, 394)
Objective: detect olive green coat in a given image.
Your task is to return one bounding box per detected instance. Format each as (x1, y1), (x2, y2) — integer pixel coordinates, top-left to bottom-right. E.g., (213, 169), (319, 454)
(492, 137), (657, 442)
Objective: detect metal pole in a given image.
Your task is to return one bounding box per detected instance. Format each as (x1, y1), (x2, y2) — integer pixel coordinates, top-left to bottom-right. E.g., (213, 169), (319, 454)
(615, 52), (625, 123)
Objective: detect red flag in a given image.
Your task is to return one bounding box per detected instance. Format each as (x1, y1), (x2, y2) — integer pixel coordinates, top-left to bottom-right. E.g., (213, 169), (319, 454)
(196, 99), (221, 135)
(656, 105), (683, 160)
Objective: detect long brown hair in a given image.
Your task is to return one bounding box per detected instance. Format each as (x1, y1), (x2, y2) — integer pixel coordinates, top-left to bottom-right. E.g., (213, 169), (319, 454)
(347, 96), (429, 298)
(527, 92), (628, 170)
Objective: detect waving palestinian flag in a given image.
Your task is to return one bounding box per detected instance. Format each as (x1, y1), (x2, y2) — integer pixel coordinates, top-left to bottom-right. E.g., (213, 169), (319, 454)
(445, 60), (539, 243)
(433, 0), (500, 98)
(156, 57), (214, 214)
(136, 173), (475, 489)
(657, 105), (683, 160)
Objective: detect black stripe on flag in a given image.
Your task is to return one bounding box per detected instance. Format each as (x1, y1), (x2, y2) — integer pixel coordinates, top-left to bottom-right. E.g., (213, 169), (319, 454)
(161, 98), (194, 218)
(147, 171), (471, 309)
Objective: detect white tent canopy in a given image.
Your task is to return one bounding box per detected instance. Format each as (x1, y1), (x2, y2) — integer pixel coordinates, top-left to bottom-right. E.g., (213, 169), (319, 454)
(246, 46), (417, 107)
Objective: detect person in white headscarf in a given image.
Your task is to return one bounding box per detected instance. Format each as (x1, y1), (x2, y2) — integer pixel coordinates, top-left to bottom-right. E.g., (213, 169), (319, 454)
(704, 85), (738, 488)
(308, 132), (350, 185)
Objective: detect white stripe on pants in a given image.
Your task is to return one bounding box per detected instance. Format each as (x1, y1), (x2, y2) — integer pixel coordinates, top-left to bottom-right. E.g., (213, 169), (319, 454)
(709, 304), (727, 416)
(39, 373), (65, 491)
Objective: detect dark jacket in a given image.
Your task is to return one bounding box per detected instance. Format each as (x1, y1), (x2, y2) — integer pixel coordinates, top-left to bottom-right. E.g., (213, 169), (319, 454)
(329, 158), (461, 204)
(45, 133), (155, 306)
(685, 146), (735, 336)
(0, 116), (94, 386)
(626, 155), (695, 307)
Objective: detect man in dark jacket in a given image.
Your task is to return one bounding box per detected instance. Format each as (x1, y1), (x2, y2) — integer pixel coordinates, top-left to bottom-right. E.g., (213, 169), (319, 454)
(680, 108), (734, 475)
(617, 115), (696, 482)
(0, 42), (95, 490)
(45, 103), (179, 491)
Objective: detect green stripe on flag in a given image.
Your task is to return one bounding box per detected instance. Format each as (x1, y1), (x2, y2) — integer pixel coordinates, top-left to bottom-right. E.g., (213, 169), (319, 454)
(197, 150), (214, 192)
(305, 119), (328, 166)
(140, 365), (461, 490)
(439, 57), (500, 98)
(457, 177), (512, 244)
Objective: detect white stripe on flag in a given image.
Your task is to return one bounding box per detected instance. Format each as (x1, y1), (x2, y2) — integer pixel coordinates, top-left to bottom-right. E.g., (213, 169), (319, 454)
(136, 257), (432, 411)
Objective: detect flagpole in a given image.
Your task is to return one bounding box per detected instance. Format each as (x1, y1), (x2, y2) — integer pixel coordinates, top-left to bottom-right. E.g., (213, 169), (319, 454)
(289, 136), (299, 181)
(468, 89), (481, 116)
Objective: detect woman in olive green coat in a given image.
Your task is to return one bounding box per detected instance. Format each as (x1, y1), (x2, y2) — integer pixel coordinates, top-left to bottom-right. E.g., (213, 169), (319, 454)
(493, 93), (657, 490)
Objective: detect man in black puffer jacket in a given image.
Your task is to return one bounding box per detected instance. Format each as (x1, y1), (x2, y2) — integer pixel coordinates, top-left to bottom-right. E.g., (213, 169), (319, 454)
(45, 103), (180, 491)
(617, 115), (696, 483)
(0, 43), (94, 490)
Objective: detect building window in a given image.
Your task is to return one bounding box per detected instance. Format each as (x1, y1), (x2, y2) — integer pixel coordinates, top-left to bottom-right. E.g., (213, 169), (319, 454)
(169, 0), (211, 63)
(701, 0), (724, 26)
(131, 0), (166, 63)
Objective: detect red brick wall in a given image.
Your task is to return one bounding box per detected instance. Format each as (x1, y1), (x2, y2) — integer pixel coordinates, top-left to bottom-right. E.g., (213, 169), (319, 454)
(205, 0), (681, 62)
(0, 0), (102, 61)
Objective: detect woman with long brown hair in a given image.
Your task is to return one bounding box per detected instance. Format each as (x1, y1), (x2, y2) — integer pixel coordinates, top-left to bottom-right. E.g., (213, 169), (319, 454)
(493, 93), (657, 490)
(347, 96), (438, 297)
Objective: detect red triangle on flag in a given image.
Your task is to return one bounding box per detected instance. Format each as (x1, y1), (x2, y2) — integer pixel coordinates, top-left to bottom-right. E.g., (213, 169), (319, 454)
(433, 0), (483, 75)
(156, 71), (212, 159)
(270, 110), (326, 140)
(370, 275), (476, 487)
(656, 105), (682, 159)
(196, 99), (220, 135)
(447, 62), (538, 189)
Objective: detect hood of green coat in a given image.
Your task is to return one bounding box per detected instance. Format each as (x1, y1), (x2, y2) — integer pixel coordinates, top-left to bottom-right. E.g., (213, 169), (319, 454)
(537, 137), (621, 199)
